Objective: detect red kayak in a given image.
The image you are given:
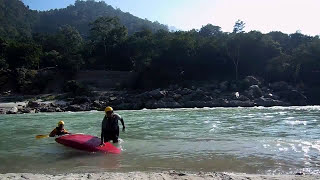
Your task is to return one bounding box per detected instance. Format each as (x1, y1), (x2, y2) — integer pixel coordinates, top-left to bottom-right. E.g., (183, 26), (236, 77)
(55, 134), (121, 154)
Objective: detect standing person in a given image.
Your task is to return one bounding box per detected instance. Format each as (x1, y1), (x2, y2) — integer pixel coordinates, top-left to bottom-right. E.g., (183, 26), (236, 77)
(49, 121), (70, 137)
(100, 106), (125, 145)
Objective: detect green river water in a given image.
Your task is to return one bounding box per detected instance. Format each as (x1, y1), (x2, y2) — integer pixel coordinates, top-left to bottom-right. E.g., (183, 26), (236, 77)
(0, 107), (319, 174)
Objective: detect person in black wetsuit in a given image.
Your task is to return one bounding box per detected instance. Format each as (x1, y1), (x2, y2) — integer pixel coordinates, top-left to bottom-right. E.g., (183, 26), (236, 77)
(100, 106), (125, 145)
(49, 121), (69, 137)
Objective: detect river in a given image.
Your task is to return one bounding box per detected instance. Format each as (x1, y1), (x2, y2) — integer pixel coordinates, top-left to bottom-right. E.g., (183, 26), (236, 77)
(0, 107), (319, 174)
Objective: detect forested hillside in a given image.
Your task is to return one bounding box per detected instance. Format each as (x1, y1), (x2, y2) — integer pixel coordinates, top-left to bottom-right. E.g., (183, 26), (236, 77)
(0, 0), (168, 38)
(0, 0), (319, 104)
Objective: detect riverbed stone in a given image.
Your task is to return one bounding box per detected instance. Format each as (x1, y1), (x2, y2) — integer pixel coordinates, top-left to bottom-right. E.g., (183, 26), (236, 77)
(254, 97), (287, 107)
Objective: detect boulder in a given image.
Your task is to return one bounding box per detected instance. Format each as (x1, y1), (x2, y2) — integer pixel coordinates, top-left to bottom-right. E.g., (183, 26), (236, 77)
(65, 104), (88, 112)
(172, 93), (182, 101)
(21, 108), (36, 113)
(137, 89), (167, 100)
(114, 103), (136, 110)
(228, 100), (255, 107)
(248, 85), (263, 99)
(39, 106), (57, 112)
(149, 89), (167, 99)
(145, 100), (182, 109)
(264, 93), (280, 100)
(244, 76), (261, 86)
(254, 97), (288, 107)
(238, 95), (250, 101)
(27, 101), (41, 108)
(183, 101), (211, 108)
(72, 96), (91, 105)
(55, 107), (63, 112)
(231, 92), (240, 100)
(92, 100), (105, 109)
(0, 109), (6, 114)
(7, 107), (18, 114)
(278, 90), (307, 105)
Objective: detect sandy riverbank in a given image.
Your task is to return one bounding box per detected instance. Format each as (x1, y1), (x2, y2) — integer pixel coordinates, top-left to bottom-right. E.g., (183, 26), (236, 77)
(0, 172), (319, 180)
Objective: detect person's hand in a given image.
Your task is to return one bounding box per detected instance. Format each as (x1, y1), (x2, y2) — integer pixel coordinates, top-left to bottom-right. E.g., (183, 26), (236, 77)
(122, 126), (126, 132)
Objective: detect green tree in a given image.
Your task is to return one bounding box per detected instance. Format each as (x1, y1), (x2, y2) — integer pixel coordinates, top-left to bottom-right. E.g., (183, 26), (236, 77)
(199, 24), (222, 37)
(233, 19), (245, 33)
(89, 17), (128, 56)
(6, 42), (42, 69)
(56, 25), (83, 54)
(41, 50), (62, 68)
(128, 29), (155, 72)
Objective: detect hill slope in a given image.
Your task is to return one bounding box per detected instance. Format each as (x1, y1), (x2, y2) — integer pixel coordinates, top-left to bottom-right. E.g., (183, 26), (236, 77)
(33, 0), (168, 35)
(0, 0), (168, 38)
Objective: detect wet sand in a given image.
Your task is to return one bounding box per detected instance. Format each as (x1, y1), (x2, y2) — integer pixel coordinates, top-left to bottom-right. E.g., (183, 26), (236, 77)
(0, 171), (319, 180)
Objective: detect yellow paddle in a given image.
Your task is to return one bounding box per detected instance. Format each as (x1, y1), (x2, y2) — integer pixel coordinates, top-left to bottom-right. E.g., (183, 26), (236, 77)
(35, 135), (49, 139)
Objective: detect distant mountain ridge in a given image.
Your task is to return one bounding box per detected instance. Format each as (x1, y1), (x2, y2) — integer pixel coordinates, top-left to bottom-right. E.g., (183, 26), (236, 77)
(0, 0), (169, 38)
(33, 0), (169, 35)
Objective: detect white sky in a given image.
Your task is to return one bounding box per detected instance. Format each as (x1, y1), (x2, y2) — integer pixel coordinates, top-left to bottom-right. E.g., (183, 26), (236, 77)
(23, 0), (320, 36)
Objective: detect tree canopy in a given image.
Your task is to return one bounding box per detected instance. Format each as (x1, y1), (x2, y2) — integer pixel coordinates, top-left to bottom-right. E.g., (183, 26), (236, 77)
(0, 0), (319, 92)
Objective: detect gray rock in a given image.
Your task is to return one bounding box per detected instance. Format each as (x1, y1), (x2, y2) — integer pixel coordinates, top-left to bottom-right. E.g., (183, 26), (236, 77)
(114, 103), (135, 110)
(145, 99), (182, 109)
(0, 109), (6, 114)
(231, 92), (240, 100)
(248, 85), (263, 98)
(39, 106), (56, 112)
(254, 97), (287, 107)
(228, 100), (255, 107)
(244, 76), (261, 86)
(148, 89), (167, 99)
(72, 96), (91, 105)
(7, 107), (18, 114)
(99, 96), (108, 101)
(181, 92), (212, 102)
(21, 108), (36, 113)
(92, 100), (105, 109)
(278, 90), (307, 105)
(183, 101), (210, 108)
(65, 104), (87, 111)
(264, 93), (280, 100)
(238, 95), (250, 101)
(55, 107), (63, 112)
(172, 93), (182, 101)
(109, 96), (117, 101)
(27, 101), (41, 108)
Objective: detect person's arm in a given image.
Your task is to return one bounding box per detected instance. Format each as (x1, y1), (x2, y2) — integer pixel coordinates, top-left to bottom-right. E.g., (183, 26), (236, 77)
(120, 117), (125, 131)
(100, 120), (104, 145)
(49, 129), (57, 137)
(63, 129), (69, 134)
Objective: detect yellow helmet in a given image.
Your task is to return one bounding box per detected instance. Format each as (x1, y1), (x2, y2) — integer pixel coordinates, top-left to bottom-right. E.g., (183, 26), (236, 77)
(58, 121), (65, 126)
(105, 106), (113, 113)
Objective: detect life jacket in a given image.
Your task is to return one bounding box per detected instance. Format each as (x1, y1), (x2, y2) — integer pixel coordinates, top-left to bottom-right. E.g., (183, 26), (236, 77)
(55, 127), (67, 136)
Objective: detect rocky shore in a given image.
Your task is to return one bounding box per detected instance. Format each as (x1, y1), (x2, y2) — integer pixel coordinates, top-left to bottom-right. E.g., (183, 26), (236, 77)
(0, 76), (309, 114)
(0, 171), (318, 180)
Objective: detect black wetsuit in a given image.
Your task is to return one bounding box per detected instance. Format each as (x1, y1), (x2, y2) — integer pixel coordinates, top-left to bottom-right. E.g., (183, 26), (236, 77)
(101, 113), (123, 143)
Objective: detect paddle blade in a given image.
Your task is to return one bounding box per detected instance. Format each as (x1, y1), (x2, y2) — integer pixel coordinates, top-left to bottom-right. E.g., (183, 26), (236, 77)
(36, 135), (49, 139)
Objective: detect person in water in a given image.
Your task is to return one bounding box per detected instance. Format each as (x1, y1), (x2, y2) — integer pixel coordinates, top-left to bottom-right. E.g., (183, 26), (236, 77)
(100, 106), (125, 145)
(49, 121), (70, 137)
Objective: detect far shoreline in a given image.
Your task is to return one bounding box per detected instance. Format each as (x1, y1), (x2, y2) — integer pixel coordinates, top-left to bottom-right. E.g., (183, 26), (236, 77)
(0, 171), (319, 180)
(0, 99), (319, 115)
